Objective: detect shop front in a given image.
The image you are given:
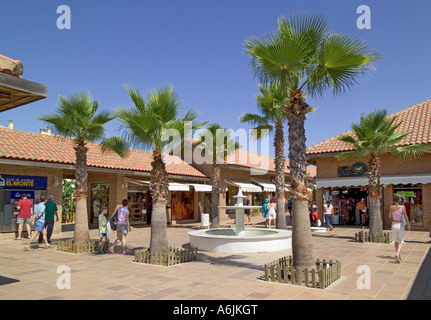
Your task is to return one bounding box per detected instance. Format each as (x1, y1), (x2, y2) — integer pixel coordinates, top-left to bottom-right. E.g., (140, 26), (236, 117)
(0, 174), (48, 232)
(310, 156), (431, 231)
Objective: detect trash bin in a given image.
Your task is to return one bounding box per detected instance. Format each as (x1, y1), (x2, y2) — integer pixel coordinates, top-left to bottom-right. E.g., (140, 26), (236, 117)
(201, 213), (210, 229)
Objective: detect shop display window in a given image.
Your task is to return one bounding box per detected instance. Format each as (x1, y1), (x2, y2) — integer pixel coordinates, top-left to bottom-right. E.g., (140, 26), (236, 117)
(394, 184), (423, 227)
(90, 183), (109, 223)
(172, 191), (194, 220)
(128, 191), (148, 225)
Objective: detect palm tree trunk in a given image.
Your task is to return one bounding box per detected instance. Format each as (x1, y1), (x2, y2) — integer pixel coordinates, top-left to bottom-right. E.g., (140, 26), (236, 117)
(73, 141), (90, 244)
(285, 89), (315, 269)
(274, 121), (287, 229)
(368, 154), (383, 235)
(149, 149), (169, 252)
(211, 159), (221, 228)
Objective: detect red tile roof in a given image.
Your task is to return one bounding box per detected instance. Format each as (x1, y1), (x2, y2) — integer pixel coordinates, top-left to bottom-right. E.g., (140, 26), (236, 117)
(306, 98), (431, 156)
(0, 126), (207, 178)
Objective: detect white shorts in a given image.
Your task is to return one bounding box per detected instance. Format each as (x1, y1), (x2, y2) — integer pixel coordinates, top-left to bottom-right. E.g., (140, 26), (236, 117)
(392, 222), (405, 244)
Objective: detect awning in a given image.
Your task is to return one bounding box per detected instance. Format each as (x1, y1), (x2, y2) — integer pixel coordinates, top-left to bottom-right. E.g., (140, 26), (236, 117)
(316, 177), (369, 188)
(251, 178), (276, 192)
(190, 184), (212, 192)
(316, 174), (431, 189)
(168, 182), (190, 192)
(124, 178), (150, 187)
(380, 174), (431, 186)
(225, 180), (262, 193)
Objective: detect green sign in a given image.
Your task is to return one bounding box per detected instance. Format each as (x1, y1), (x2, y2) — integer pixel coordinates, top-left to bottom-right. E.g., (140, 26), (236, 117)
(396, 191), (415, 197)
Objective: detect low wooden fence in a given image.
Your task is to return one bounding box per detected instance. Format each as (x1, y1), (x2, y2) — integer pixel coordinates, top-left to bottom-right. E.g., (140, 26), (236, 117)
(57, 240), (100, 254)
(134, 247), (198, 266)
(264, 256), (341, 289)
(355, 231), (393, 243)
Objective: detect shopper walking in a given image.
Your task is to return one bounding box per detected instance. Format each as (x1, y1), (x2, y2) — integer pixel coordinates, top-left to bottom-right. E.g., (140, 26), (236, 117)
(38, 195), (58, 244)
(389, 195), (410, 263)
(16, 194), (33, 240)
(267, 199), (277, 229)
(108, 199), (131, 255)
(24, 196), (51, 250)
(323, 201), (334, 231)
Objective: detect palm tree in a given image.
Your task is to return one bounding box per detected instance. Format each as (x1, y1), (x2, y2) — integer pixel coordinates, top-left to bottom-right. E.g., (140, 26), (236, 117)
(37, 92), (123, 244)
(193, 123), (240, 228)
(115, 85), (206, 252)
(239, 82), (290, 229)
(337, 109), (431, 235)
(244, 13), (380, 268)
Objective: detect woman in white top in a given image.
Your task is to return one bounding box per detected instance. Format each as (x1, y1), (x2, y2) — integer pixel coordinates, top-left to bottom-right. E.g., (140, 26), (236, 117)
(266, 199), (277, 229)
(323, 201), (334, 231)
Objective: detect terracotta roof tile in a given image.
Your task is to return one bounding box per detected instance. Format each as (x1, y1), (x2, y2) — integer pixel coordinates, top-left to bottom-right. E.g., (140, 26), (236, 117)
(0, 127), (207, 178)
(306, 99), (431, 156)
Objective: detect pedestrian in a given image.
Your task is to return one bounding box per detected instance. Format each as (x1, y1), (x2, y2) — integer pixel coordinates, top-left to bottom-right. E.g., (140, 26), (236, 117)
(108, 199), (131, 255)
(24, 196), (51, 250)
(310, 205), (321, 227)
(97, 206), (108, 253)
(38, 195), (58, 244)
(16, 194), (33, 240)
(356, 198), (366, 225)
(261, 198), (270, 228)
(389, 195), (410, 263)
(287, 198), (292, 216)
(267, 199), (277, 229)
(243, 198), (251, 225)
(323, 201), (334, 231)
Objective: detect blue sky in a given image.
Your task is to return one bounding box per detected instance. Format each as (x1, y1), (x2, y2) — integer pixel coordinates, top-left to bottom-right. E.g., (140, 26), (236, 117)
(1, 0), (431, 158)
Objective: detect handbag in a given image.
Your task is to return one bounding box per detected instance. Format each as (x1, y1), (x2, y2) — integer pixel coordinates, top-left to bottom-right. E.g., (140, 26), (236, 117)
(401, 206), (407, 227)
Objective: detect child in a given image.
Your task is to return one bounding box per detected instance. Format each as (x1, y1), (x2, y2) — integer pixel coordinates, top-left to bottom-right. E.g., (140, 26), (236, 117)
(310, 205), (321, 227)
(97, 206), (108, 253)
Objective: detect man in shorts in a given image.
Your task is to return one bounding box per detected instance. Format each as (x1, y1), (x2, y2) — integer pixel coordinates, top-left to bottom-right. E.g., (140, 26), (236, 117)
(24, 196), (52, 250)
(16, 194), (33, 240)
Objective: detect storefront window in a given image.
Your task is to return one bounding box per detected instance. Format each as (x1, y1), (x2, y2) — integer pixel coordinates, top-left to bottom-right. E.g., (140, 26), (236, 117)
(90, 183), (109, 223)
(172, 191), (194, 220)
(394, 184), (423, 227)
(128, 191), (148, 225)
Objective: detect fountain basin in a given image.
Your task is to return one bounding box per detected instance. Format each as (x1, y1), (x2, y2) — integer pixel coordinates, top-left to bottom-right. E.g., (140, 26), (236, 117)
(188, 228), (292, 253)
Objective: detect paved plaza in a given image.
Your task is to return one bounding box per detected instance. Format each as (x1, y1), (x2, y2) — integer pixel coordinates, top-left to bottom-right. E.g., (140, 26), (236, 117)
(0, 215), (430, 301)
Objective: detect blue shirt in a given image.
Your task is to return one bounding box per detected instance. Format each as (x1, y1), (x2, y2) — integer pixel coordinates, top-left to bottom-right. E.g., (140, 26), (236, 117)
(35, 202), (46, 224)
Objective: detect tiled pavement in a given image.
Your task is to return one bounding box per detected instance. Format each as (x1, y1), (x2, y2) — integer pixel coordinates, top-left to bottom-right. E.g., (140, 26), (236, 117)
(0, 216), (430, 301)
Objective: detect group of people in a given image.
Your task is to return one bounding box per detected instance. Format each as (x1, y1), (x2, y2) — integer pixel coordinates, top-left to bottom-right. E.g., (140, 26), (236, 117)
(15, 194), (59, 251)
(97, 199), (132, 255)
(309, 201), (334, 231)
(261, 197), (277, 228)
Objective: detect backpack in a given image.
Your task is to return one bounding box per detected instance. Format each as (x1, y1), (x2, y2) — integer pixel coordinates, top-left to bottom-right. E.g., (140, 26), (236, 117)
(109, 210), (118, 231)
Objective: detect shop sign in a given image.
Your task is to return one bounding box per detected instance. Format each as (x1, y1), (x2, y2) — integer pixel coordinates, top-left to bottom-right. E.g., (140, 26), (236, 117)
(337, 162), (368, 177)
(11, 191), (35, 199)
(396, 191), (415, 197)
(0, 174), (47, 189)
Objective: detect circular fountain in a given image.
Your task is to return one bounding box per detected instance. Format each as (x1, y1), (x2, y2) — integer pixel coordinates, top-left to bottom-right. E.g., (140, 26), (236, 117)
(188, 189), (292, 253)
